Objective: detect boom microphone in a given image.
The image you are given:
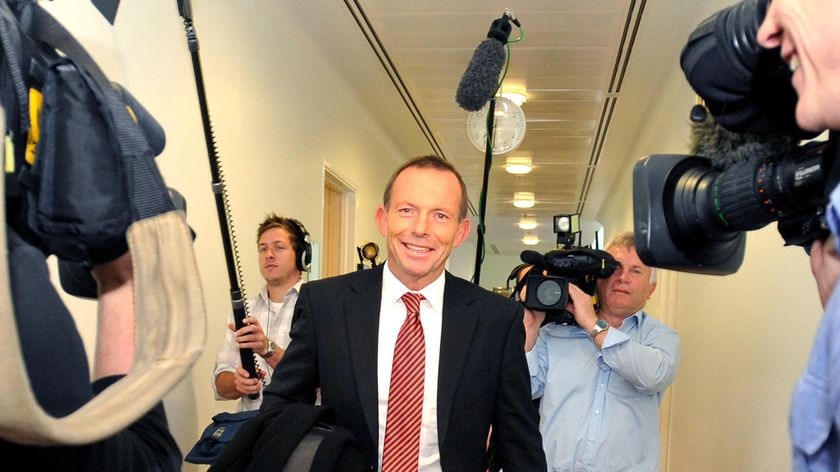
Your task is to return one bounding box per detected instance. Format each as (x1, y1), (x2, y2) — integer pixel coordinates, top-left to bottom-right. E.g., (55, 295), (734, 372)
(455, 14), (515, 111)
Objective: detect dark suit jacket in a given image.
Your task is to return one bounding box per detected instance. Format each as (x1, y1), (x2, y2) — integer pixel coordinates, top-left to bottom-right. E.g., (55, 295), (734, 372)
(262, 266), (546, 471)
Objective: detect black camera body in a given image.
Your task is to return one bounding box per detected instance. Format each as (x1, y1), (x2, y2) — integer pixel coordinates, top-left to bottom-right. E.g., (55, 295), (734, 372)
(518, 248), (617, 324)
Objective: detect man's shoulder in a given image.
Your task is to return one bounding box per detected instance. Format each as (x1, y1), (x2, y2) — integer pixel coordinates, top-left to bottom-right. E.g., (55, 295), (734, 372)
(304, 267), (381, 293)
(444, 272), (520, 310)
(638, 310), (679, 336)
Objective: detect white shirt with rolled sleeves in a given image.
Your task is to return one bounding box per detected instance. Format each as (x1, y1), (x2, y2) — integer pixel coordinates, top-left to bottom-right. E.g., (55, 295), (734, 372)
(212, 281), (302, 412)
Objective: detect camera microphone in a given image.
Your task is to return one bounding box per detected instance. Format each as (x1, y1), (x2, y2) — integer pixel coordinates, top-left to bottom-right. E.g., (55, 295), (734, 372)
(455, 13), (515, 112)
(519, 249), (545, 266)
(690, 104), (796, 171)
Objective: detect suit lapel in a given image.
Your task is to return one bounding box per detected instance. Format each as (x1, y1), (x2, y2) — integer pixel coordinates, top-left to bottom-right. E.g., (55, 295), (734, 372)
(345, 267), (383, 449)
(436, 273), (479, 447)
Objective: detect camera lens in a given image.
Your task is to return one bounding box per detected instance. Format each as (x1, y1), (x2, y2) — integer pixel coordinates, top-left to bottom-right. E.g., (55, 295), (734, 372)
(669, 142), (826, 240)
(536, 279), (564, 306)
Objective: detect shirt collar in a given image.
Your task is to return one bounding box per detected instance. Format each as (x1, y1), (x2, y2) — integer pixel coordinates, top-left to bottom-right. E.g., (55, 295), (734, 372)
(620, 310), (645, 328)
(382, 260), (445, 312)
(259, 278), (304, 303)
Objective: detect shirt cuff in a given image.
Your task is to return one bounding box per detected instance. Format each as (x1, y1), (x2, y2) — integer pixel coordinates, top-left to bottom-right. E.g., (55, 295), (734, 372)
(828, 185), (840, 248)
(526, 347), (540, 373)
(601, 326), (630, 350)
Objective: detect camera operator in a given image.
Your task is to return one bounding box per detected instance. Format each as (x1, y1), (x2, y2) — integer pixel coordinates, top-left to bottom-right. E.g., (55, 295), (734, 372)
(0, 236), (182, 471)
(522, 231), (680, 471)
(753, 0), (840, 468)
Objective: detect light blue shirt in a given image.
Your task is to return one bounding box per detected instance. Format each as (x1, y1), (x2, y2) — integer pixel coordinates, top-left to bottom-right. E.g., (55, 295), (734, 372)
(527, 311), (680, 472)
(790, 184), (840, 471)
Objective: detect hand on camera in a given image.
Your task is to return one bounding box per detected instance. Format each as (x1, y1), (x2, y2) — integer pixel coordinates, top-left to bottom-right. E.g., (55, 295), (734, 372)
(518, 272), (546, 352)
(523, 307), (545, 352)
(810, 236), (840, 308)
(566, 283), (599, 334)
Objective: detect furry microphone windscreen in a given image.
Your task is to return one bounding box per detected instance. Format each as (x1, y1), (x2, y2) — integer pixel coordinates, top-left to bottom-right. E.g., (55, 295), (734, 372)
(455, 38), (507, 112)
(689, 105), (796, 171)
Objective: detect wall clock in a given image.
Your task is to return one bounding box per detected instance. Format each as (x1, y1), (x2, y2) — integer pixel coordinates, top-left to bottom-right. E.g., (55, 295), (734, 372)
(466, 95), (526, 155)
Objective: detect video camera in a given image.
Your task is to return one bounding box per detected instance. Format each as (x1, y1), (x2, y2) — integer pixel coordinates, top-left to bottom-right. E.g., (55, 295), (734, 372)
(515, 248), (617, 325)
(632, 0), (837, 275)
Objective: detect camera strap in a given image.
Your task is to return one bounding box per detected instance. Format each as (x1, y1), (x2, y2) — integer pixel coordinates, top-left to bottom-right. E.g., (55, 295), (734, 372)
(0, 1), (205, 445)
(507, 263), (535, 301)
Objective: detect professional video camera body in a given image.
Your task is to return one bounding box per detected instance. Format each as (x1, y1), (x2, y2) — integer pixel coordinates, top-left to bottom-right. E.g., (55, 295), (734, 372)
(514, 248), (617, 324)
(632, 0), (839, 275)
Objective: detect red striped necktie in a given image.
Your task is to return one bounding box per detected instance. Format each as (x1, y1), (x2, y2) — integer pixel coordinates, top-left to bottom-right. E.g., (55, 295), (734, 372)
(382, 292), (426, 472)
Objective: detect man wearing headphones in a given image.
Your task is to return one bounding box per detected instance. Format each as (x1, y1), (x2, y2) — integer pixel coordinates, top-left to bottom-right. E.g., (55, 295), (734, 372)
(213, 213), (311, 411)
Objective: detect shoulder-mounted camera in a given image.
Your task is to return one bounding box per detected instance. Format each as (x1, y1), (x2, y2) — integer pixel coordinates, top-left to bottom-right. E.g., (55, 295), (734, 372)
(512, 248), (617, 324)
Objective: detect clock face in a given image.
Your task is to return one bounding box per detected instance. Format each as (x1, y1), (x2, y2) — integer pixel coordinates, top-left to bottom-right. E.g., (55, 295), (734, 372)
(466, 96), (526, 155)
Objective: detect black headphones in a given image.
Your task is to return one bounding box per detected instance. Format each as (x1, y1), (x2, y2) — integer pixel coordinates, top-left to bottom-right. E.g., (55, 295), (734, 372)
(287, 218), (312, 272)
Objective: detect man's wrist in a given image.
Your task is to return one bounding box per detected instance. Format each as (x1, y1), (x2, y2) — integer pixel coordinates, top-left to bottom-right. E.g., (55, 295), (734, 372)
(589, 319), (609, 338)
(261, 339), (278, 358)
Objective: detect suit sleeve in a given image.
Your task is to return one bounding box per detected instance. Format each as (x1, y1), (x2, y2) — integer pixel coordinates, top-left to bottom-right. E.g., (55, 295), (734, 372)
(494, 303), (547, 470)
(261, 283), (320, 409)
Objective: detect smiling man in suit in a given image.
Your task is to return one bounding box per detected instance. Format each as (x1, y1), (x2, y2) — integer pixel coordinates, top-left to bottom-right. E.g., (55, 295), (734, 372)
(262, 155), (545, 471)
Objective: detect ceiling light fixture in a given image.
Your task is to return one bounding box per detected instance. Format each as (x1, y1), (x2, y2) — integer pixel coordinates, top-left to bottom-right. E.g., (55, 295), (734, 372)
(522, 233), (540, 246)
(513, 192), (535, 208)
(504, 156), (533, 175)
(517, 216), (538, 230)
(499, 91), (527, 107)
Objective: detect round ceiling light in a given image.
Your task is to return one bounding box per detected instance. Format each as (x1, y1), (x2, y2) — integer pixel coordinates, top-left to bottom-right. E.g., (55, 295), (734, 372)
(499, 91), (527, 106)
(522, 233), (540, 246)
(505, 156), (533, 175)
(518, 216), (538, 230)
(513, 192), (535, 208)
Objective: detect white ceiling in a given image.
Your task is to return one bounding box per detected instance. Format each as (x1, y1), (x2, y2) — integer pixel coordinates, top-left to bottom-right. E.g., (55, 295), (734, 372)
(287, 0), (732, 258)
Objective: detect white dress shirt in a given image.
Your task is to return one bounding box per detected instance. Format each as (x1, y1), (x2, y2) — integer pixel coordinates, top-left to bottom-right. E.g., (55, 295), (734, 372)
(212, 280), (302, 412)
(377, 262), (444, 472)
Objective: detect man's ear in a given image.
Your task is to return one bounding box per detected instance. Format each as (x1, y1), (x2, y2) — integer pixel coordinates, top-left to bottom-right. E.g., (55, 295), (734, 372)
(375, 206), (388, 237)
(453, 217), (472, 248)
